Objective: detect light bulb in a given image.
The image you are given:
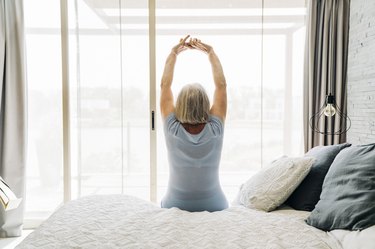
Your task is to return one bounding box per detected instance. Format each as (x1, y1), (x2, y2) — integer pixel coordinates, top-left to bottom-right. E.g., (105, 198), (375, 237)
(324, 104), (336, 117)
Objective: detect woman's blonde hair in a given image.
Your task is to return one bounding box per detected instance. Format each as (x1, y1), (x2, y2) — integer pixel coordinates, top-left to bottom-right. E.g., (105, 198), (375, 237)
(175, 83), (210, 124)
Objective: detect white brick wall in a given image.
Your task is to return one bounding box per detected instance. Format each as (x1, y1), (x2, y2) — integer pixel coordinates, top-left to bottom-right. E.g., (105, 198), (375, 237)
(347, 0), (375, 144)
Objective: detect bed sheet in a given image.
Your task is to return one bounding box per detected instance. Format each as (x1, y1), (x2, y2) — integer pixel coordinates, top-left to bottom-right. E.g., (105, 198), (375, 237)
(17, 195), (342, 249)
(328, 225), (375, 249)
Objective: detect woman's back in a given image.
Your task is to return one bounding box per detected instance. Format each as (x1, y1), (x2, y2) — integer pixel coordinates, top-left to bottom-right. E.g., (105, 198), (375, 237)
(161, 113), (228, 212)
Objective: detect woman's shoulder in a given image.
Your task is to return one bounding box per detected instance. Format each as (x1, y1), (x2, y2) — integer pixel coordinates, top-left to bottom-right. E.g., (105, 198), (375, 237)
(210, 114), (224, 126)
(164, 112), (176, 123)
(209, 114), (224, 135)
(164, 112), (180, 133)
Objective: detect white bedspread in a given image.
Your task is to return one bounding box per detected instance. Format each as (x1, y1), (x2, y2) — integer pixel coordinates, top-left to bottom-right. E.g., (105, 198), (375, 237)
(328, 226), (375, 249)
(17, 195), (341, 249)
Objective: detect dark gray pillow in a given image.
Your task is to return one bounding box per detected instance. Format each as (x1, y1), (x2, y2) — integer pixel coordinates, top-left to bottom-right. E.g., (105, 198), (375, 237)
(306, 143), (375, 231)
(287, 143), (351, 211)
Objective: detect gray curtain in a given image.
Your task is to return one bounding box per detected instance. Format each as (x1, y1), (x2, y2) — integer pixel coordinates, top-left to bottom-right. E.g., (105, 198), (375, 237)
(0, 0), (27, 237)
(303, 0), (350, 152)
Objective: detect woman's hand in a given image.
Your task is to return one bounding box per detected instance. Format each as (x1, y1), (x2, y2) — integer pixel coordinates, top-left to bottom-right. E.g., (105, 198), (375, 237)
(161, 35), (192, 118)
(171, 35), (191, 55)
(188, 38), (213, 55)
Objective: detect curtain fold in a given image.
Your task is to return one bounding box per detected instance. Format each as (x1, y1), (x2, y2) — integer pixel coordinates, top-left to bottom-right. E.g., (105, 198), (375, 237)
(0, 0), (27, 237)
(303, 0), (350, 152)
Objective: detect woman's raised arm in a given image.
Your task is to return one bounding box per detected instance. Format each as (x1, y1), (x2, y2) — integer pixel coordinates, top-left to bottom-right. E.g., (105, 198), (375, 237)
(189, 39), (227, 121)
(160, 35), (190, 119)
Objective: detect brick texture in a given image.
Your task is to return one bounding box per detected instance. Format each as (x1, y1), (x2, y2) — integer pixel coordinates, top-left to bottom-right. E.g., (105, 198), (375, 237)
(347, 0), (375, 144)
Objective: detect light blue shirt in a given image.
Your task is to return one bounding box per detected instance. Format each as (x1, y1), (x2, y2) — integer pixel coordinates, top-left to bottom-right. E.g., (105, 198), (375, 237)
(161, 113), (228, 212)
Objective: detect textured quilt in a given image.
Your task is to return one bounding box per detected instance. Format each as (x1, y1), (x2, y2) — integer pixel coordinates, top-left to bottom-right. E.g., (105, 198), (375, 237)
(17, 195), (340, 249)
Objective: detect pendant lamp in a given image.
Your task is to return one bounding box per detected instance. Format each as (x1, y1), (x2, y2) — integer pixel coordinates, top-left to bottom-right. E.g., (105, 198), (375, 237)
(309, 92), (351, 135)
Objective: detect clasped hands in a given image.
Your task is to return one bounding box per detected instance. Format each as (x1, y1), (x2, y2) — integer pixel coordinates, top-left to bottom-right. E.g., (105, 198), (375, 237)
(171, 35), (213, 56)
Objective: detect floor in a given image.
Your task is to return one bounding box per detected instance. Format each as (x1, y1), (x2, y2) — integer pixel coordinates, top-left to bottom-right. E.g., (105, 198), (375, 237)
(0, 230), (33, 249)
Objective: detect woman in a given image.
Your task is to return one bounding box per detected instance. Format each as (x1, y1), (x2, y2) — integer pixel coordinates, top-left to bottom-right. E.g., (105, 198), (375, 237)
(160, 35), (228, 212)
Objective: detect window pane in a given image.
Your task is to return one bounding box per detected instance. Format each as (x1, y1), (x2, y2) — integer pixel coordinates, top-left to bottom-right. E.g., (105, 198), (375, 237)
(24, 0), (63, 221)
(156, 0), (306, 203)
(262, 0), (305, 160)
(68, 0), (150, 200)
(156, 0), (263, 203)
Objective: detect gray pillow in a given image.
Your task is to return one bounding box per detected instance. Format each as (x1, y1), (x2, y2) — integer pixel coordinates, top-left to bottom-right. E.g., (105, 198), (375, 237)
(306, 143), (375, 231)
(287, 143), (351, 211)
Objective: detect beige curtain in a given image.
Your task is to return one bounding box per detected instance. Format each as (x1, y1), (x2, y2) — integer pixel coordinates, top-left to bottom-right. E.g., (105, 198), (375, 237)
(303, 0), (350, 152)
(0, 0), (27, 237)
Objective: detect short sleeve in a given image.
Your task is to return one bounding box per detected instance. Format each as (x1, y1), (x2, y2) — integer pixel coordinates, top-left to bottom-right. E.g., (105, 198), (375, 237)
(164, 113), (179, 134)
(209, 115), (224, 136)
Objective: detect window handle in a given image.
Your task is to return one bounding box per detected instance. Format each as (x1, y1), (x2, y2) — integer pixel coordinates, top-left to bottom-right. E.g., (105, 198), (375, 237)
(151, 111), (155, 130)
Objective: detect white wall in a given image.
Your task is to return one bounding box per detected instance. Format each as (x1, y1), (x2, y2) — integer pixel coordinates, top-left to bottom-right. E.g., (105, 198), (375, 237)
(347, 0), (375, 144)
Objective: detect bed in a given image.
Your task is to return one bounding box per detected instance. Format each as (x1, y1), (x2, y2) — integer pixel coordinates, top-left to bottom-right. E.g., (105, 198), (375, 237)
(17, 143), (375, 248)
(16, 194), (370, 249)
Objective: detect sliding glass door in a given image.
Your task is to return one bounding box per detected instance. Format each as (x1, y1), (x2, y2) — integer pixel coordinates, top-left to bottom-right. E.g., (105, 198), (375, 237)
(155, 2), (264, 202)
(24, 0), (151, 223)
(67, 0), (151, 200)
(156, 0), (305, 202)
(262, 1), (305, 162)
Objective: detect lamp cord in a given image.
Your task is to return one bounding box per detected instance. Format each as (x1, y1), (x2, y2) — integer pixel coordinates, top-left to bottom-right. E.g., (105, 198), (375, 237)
(329, 0), (338, 96)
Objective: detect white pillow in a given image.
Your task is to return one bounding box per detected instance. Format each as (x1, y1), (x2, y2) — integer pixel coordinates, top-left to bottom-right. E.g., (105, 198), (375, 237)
(237, 156), (314, 212)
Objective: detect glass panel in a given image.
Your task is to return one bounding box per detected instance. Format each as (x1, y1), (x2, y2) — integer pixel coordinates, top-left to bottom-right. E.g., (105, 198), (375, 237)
(262, 0), (306, 161)
(68, 0), (150, 200)
(24, 0), (63, 220)
(156, 0), (306, 203)
(156, 0), (263, 203)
